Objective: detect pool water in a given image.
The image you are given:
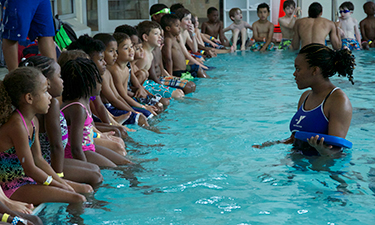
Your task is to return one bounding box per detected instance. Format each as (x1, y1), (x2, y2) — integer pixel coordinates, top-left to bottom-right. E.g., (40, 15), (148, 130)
(36, 50), (375, 224)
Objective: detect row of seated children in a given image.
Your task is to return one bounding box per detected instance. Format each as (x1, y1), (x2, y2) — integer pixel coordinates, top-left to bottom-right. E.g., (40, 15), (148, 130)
(200, 1), (375, 51)
(0, 4), (219, 222)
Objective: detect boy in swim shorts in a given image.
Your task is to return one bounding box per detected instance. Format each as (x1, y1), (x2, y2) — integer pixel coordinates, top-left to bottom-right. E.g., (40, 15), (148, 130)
(278, 0), (301, 50)
(1, 0), (57, 71)
(359, 1), (375, 50)
(250, 3), (276, 52)
(337, 1), (361, 50)
(222, 8), (252, 51)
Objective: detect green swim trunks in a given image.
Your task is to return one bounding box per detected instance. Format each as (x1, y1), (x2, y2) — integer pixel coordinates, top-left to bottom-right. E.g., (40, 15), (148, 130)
(278, 39), (292, 50)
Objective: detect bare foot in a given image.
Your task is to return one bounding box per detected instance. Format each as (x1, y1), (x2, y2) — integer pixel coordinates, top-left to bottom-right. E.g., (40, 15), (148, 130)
(5, 199), (33, 214)
(114, 112), (131, 124)
(124, 126), (136, 132)
(240, 45), (246, 51)
(230, 45), (236, 53)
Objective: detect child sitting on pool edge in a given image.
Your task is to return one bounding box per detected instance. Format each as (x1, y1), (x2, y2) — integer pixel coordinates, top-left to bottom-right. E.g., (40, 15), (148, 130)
(336, 1), (361, 50)
(250, 3), (276, 52)
(223, 7), (252, 51)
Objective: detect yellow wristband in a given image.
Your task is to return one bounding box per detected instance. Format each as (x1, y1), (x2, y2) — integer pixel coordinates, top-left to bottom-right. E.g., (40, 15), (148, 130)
(97, 133), (101, 139)
(43, 175), (53, 185)
(57, 172), (64, 178)
(210, 36), (214, 40)
(109, 123), (113, 125)
(1, 213), (9, 223)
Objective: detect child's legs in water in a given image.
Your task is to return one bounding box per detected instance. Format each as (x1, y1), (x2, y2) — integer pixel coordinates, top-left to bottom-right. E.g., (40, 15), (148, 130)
(197, 67), (209, 78)
(63, 158), (103, 185)
(84, 150), (117, 167)
(240, 27), (247, 50)
(64, 180), (93, 194)
(10, 184), (86, 205)
(94, 138), (127, 156)
(183, 81), (196, 94)
(94, 144), (133, 165)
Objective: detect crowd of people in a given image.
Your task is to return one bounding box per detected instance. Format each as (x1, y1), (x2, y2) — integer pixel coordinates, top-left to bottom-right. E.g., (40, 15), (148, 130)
(0, 0), (369, 224)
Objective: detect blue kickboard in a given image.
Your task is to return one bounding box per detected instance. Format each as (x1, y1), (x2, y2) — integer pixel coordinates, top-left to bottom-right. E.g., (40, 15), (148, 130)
(294, 131), (353, 149)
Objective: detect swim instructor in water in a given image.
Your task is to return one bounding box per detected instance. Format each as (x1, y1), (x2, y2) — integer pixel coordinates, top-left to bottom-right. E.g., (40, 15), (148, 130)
(253, 43), (355, 157)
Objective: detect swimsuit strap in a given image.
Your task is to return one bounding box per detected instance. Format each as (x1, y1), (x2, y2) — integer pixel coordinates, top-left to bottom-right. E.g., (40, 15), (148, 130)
(303, 87), (340, 106)
(15, 109), (34, 138)
(61, 102), (90, 117)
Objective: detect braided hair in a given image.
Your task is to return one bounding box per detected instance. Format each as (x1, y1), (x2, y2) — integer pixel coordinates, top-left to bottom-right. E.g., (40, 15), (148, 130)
(299, 43), (355, 84)
(61, 58), (102, 101)
(0, 67), (42, 124)
(19, 56), (55, 79)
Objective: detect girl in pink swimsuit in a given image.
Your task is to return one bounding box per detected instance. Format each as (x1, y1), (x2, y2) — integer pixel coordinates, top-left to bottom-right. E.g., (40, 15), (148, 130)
(0, 67), (86, 206)
(60, 57), (132, 167)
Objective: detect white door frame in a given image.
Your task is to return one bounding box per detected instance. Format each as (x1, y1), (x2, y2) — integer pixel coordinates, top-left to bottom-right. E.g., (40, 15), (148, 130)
(97, 0), (157, 34)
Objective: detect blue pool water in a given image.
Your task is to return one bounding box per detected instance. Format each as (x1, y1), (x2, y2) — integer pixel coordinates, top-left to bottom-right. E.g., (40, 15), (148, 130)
(36, 50), (375, 224)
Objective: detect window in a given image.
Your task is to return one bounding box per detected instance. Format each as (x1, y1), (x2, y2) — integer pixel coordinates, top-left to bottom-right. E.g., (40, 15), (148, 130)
(51, 0), (75, 18)
(108, 0), (149, 20)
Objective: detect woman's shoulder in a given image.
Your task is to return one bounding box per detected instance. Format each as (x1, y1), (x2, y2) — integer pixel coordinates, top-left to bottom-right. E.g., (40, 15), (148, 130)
(327, 88), (351, 108)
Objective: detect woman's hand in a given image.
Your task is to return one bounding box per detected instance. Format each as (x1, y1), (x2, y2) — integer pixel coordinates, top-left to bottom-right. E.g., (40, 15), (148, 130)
(307, 135), (334, 156)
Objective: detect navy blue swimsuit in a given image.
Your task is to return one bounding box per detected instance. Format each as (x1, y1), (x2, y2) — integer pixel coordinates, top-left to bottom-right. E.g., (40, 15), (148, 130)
(289, 87), (339, 156)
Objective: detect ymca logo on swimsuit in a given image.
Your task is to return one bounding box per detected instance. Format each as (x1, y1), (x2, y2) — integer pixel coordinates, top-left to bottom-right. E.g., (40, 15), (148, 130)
(293, 115), (306, 128)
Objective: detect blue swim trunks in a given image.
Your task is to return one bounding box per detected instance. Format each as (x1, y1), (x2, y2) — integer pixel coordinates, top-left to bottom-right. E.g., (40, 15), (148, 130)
(1, 0), (55, 41)
(342, 38), (361, 50)
(103, 103), (153, 125)
(186, 64), (200, 78)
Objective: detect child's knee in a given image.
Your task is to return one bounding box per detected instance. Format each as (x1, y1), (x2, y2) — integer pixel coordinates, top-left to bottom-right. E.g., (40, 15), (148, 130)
(183, 81), (196, 94)
(171, 89), (184, 98)
(159, 97), (170, 106)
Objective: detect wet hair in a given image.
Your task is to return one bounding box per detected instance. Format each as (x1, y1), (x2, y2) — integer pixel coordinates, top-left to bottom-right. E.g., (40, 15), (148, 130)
(299, 43), (355, 84)
(364, 1), (375, 11)
(149, 3), (168, 16)
(0, 67), (42, 123)
(19, 56), (55, 79)
(93, 33), (116, 47)
(339, 1), (354, 11)
(137, 21), (162, 41)
(308, 2), (322, 18)
(114, 25), (138, 37)
(257, 3), (270, 12)
(283, 0), (296, 9)
(207, 7), (218, 15)
(58, 50), (89, 68)
(112, 32), (130, 46)
(175, 8), (191, 21)
(66, 34), (105, 58)
(160, 14), (179, 31)
(170, 3), (184, 13)
(229, 8), (241, 21)
(61, 58), (102, 101)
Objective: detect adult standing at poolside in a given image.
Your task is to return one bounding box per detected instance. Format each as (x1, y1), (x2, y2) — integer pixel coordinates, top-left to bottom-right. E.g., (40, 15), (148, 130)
(254, 43), (355, 158)
(292, 2), (342, 50)
(1, 0), (57, 71)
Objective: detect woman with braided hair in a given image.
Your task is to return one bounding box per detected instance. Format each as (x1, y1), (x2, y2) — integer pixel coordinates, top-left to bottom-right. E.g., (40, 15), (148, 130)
(254, 43), (355, 157)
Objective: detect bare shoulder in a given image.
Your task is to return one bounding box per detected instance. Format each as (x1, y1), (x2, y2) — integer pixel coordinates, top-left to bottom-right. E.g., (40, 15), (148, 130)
(267, 21), (274, 28)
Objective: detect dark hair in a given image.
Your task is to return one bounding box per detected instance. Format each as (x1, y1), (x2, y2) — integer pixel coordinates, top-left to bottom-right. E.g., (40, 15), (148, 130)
(170, 3), (184, 13)
(150, 3), (168, 16)
(339, 1), (354, 11)
(114, 25), (138, 37)
(137, 21), (162, 41)
(207, 7), (218, 15)
(364, 1), (375, 11)
(19, 56), (55, 79)
(58, 50), (88, 68)
(299, 43), (355, 84)
(257, 3), (270, 12)
(175, 8), (191, 21)
(112, 32), (130, 46)
(229, 8), (241, 21)
(308, 2), (322, 18)
(93, 33), (116, 47)
(160, 14), (179, 30)
(66, 34), (105, 58)
(0, 67), (42, 119)
(283, 0), (296, 9)
(191, 14), (197, 26)
(61, 58), (102, 101)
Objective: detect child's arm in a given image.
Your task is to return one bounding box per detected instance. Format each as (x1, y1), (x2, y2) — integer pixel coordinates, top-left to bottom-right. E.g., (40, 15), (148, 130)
(162, 37), (174, 75)
(201, 22), (208, 34)
(353, 18), (362, 47)
(44, 98), (65, 173)
(278, 17), (297, 29)
(129, 66), (148, 99)
(185, 27), (199, 53)
(222, 23), (233, 33)
(91, 96), (111, 124)
(30, 118), (74, 191)
(260, 23), (274, 52)
(291, 20), (300, 50)
(178, 34), (208, 70)
(218, 21), (229, 45)
(101, 71), (135, 112)
(359, 20), (368, 41)
(245, 22), (252, 30)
